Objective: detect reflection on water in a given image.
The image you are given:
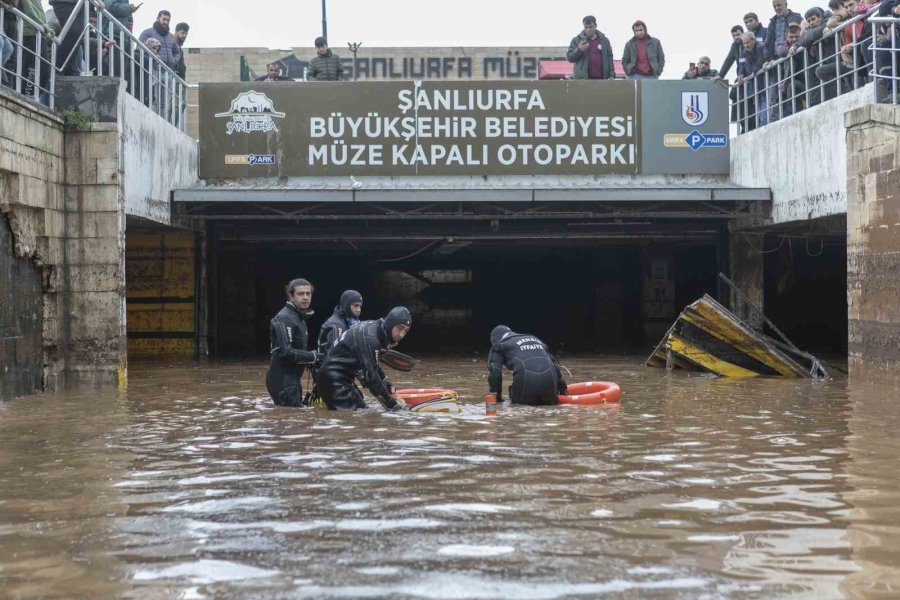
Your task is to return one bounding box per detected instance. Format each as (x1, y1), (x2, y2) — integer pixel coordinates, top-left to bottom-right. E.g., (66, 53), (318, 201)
(0, 359), (898, 598)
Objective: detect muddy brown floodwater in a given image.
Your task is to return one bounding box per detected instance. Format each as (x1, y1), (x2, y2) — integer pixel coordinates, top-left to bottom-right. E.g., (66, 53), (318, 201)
(1, 358), (900, 599)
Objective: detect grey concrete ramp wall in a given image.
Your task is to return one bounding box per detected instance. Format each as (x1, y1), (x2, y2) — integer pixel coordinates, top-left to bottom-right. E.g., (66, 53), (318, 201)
(119, 93), (198, 225)
(57, 77), (199, 226)
(731, 85), (873, 225)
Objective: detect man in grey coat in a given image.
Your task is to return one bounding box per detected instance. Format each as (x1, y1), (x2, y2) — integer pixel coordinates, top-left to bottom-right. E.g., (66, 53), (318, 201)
(307, 36), (343, 81)
(622, 20), (665, 79)
(139, 9), (181, 73)
(566, 15), (615, 80)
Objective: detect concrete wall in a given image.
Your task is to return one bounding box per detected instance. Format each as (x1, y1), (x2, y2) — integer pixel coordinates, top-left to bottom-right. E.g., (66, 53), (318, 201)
(0, 213), (43, 398)
(1, 79), (197, 396)
(846, 104), (900, 373)
(120, 92), (198, 225)
(57, 77), (199, 226)
(731, 85), (873, 225)
(64, 122), (128, 388)
(0, 92), (67, 395)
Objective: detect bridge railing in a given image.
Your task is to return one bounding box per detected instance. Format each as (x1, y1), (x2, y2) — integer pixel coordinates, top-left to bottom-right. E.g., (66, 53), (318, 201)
(869, 15), (900, 105)
(0, 2), (58, 108)
(731, 4), (890, 133)
(2, 0), (187, 130)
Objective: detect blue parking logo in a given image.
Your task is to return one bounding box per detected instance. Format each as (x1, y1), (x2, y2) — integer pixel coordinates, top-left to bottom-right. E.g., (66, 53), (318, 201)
(249, 154), (276, 165)
(686, 130), (727, 151)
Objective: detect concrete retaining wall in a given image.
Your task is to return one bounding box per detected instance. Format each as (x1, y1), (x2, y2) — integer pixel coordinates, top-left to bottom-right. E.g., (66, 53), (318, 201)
(0, 93), (67, 396)
(1, 79), (197, 397)
(731, 85), (873, 225)
(120, 92), (198, 224)
(846, 104), (900, 373)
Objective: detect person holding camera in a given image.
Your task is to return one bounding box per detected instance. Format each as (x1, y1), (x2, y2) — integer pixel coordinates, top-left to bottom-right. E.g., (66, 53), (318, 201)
(683, 56), (718, 80)
(566, 14), (614, 80)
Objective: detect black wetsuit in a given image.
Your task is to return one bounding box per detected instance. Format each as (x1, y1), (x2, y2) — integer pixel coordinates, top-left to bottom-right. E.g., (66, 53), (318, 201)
(318, 290), (362, 354)
(266, 303), (318, 407)
(316, 319), (396, 411)
(318, 307), (351, 354)
(488, 332), (567, 406)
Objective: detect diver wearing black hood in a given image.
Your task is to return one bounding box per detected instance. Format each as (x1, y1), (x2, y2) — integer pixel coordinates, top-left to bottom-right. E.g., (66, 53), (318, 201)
(318, 290), (363, 354)
(317, 307), (412, 411)
(266, 278), (322, 407)
(487, 325), (567, 406)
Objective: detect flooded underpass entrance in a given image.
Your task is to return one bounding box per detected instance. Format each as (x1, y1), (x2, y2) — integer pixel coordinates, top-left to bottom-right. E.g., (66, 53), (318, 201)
(192, 199), (742, 359)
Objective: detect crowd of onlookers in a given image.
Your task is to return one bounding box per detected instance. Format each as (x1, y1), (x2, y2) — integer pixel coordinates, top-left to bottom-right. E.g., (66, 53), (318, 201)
(3, 0), (899, 127)
(567, 2), (899, 128)
(1, 0), (190, 109)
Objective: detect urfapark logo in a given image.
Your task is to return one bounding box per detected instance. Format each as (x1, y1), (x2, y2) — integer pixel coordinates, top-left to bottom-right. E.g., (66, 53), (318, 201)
(215, 91), (286, 135)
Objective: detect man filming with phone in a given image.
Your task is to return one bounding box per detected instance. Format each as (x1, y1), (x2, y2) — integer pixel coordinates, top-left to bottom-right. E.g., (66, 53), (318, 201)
(566, 15), (615, 80)
(683, 56), (719, 80)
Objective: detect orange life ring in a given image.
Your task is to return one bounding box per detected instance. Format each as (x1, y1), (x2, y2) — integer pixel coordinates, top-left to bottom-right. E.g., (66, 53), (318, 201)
(558, 381), (621, 405)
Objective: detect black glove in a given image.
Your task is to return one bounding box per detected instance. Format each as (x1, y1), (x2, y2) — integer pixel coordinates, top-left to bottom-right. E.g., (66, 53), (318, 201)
(314, 351), (325, 367)
(389, 401), (409, 412)
(557, 381), (568, 395)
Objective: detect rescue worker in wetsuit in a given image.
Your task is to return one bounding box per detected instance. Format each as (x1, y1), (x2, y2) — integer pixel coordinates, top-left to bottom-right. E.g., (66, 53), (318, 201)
(487, 325), (567, 405)
(317, 307), (412, 411)
(317, 290), (363, 354)
(265, 278), (323, 407)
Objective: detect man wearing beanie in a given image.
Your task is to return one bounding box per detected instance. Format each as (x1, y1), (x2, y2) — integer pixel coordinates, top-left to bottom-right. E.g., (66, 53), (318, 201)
(317, 289), (363, 354)
(317, 307), (412, 411)
(487, 325), (567, 406)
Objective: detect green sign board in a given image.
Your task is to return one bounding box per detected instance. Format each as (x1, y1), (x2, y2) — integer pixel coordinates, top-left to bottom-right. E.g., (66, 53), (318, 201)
(199, 80), (729, 179)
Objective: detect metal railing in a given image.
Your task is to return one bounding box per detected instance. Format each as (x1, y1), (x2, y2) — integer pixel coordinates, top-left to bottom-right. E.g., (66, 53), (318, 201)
(0, 2), (58, 108)
(869, 15), (899, 104)
(731, 4), (889, 133)
(2, 0), (187, 130)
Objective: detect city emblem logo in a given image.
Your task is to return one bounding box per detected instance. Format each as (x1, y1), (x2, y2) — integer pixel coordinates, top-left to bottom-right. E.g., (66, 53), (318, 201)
(215, 91), (286, 135)
(682, 91), (709, 126)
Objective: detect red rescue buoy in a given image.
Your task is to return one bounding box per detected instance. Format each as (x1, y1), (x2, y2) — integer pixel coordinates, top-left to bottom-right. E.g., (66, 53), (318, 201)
(558, 381), (621, 405)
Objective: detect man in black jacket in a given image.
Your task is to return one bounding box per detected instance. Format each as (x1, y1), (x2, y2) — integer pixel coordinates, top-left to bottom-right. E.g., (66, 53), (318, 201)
(487, 325), (567, 406)
(718, 25), (746, 78)
(307, 36), (343, 81)
(874, 0), (900, 96)
(266, 278), (322, 407)
(317, 307), (411, 411)
(255, 62), (290, 81)
(318, 289), (362, 354)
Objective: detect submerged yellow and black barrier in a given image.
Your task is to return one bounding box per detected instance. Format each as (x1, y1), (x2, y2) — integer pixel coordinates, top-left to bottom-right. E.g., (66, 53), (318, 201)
(646, 295), (827, 379)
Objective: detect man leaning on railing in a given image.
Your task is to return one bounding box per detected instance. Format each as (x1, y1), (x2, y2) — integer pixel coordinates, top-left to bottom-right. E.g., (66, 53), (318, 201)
(736, 32), (768, 131)
(138, 9), (180, 73)
(50, 0), (102, 75)
(1, 0), (52, 102)
(873, 0), (900, 99)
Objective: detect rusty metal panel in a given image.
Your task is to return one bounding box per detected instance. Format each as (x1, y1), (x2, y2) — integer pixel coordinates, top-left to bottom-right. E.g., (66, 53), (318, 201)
(126, 233), (197, 358)
(127, 338), (195, 359)
(1, 214), (43, 399)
